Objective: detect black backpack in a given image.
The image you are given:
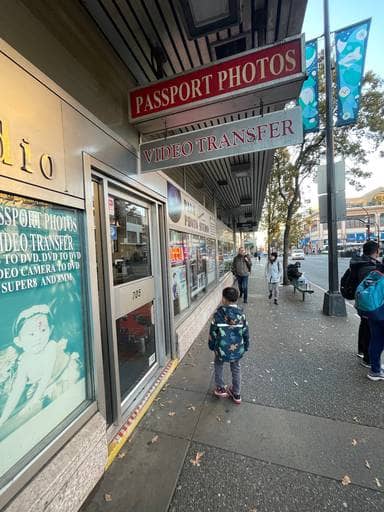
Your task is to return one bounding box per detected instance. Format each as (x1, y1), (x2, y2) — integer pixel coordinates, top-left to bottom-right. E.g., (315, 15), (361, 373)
(340, 266), (359, 300)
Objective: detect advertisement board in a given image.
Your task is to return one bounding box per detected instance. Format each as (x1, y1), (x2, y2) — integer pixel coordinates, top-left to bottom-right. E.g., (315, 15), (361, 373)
(141, 107), (303, 173)
(167, 182), (216, 238)
(129, 36), (304, 122)
(0, 193), (89, 480)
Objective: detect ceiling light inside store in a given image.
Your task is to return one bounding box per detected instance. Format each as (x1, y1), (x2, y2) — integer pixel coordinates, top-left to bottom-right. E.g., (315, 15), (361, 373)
(230, 162), (251, 179)
(240, 197), (252, 206)
(179, 0), (239, 39)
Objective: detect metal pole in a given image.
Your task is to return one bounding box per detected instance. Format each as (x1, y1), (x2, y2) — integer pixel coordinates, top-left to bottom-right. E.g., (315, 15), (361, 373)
(322, 0), (346, 316)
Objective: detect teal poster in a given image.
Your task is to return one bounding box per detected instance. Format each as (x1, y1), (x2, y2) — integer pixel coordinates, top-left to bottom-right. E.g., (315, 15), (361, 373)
(299, 39), (319, 133)
(0, 193), (88, 481)
(335, 19), (371, 126)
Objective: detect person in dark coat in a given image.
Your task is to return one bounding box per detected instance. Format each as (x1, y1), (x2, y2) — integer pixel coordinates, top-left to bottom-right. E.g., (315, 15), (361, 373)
(350, 241), (384, 367)
(231, 247), (252, 304)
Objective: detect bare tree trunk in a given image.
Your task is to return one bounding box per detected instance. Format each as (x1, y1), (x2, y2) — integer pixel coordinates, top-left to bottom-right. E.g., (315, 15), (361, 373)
(282, 204), (294, 285)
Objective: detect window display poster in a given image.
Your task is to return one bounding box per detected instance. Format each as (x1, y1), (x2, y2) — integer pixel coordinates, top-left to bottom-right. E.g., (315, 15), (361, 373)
(0, 193), (88, 481)
(171, 265), (188, 315)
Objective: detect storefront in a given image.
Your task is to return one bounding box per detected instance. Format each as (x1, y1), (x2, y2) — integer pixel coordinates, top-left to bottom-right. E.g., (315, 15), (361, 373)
(0, 37), (234, 510)
(0, 38), (176, 509)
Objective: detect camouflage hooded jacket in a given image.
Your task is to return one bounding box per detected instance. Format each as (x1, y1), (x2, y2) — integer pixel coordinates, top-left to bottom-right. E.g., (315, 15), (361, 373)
(208, 304), (250, 362)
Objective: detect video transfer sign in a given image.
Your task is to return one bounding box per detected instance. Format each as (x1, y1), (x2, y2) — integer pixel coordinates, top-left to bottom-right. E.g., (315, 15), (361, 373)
(140, 107), (303, 173)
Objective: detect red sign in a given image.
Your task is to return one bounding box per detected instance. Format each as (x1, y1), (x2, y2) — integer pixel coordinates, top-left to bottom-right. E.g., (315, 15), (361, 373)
(129, 36), (303, 122)
(169, 245), (184, 264)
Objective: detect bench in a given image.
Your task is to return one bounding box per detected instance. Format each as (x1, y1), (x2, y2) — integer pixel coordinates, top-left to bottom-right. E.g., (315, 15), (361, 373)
(289, 278), (314, 301)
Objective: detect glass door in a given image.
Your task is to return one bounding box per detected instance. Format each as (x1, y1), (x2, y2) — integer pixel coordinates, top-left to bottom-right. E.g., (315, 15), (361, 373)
(108, 190), (158, 403)
(92, 174), (165, 426)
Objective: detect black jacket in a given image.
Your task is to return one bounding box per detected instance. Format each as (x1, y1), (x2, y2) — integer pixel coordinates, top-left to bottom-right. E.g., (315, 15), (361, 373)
(350, 255), (384, 284)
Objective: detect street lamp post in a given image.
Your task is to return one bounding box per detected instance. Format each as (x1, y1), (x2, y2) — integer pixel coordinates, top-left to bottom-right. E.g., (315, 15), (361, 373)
(322, 0), (347, 316)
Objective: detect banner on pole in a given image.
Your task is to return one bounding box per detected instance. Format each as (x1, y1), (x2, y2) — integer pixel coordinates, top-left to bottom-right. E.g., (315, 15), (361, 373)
(299, 39), (319, 133)
(335, 19), (371, 127)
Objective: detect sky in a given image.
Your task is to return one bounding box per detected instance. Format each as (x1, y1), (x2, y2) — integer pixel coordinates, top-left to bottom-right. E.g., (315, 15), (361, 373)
(302, 0), (384, 203)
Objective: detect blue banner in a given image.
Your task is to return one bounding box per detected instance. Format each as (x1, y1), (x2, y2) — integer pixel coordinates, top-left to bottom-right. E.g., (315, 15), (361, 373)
(335, 19), (371, 126)
(299, 39), (319, 133)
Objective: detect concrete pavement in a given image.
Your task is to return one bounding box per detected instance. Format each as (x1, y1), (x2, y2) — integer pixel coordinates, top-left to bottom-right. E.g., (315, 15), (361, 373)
(80, 261), (384, 512)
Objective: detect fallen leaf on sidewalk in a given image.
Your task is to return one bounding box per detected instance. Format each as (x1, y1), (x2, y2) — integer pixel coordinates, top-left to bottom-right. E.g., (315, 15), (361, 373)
(104, 493), (112, 502)
(353, 416), (359, 422)
(159, 403), (165, 408)
(148, 435), (159, 445)
(293, 381), (299, 386)
(351, 439), (358, 447)
(190, 451), (205, 466)
(375, 478), (382, 488)
(216, 416), (222, 422)
(117, 451), (126, 459)
(317, 367), (323, 371)
(187, 405), (196, 411)
(365, 460), (371, 470)
(168, 411), (176, 417)
(341, 475), (351, 486)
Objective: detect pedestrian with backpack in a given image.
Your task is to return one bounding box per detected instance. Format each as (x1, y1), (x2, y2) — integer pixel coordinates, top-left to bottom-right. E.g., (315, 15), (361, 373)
(341, 241), (384, 367)
(265, 252), (282, 305)
(355, 265), (384, 381)
(209, 287), (250, 404)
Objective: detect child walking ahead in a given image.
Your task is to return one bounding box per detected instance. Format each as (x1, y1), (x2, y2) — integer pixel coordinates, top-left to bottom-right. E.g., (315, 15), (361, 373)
(208, 287), (249, 404)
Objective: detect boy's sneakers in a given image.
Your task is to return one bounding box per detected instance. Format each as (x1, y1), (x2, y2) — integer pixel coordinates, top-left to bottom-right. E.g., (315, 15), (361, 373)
(367, 370), (384, 381)
(356, 352), (364, 359)
(227, 386), (242, 404)
(214, 387), (228, 398)
(274, 299), (278, 305)
(268, 292), (272, 299)
(360, 360), (371, 368)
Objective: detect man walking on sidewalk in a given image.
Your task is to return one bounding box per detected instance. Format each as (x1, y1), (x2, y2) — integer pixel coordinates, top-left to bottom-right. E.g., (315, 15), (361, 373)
(265, 252), (282, 305)
(231, 247), (252, 304)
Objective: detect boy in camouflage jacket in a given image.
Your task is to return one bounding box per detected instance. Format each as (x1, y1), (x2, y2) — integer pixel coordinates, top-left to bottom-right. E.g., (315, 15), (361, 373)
(208, 287), (249, 404)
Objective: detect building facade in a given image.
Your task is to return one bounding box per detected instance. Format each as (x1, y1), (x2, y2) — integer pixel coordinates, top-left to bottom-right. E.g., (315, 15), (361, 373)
(303, 188), (384, 252)
(0, 0), (307, 510)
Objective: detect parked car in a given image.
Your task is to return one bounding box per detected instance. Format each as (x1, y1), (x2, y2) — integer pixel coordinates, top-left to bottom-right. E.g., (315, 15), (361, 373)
(291, 249), (305, 260)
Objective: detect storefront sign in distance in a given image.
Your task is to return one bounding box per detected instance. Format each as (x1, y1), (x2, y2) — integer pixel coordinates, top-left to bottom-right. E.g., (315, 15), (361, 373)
(129, 36), (304, 123)
(141, 107), (303, 173)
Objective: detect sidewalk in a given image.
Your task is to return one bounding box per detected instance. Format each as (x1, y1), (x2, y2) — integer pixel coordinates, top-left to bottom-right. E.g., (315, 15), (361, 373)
(81, 262), (384, 512)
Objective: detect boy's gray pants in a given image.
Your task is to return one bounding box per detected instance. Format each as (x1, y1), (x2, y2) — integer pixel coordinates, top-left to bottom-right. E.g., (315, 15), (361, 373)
(214, 357), (241, 395)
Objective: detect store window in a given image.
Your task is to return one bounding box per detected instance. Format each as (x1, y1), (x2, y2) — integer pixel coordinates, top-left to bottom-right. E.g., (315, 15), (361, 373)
(190, 236), (207, 302)
(169, 231), (189, 316)
(206, 238), (216, 285)
(109, 195), (151, 285)
(0, 192), (92, 486)
(218, 241), (234, 278)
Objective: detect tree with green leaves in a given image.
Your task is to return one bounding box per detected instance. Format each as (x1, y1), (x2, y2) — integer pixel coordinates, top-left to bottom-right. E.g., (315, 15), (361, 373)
(267, 69), (384, 284)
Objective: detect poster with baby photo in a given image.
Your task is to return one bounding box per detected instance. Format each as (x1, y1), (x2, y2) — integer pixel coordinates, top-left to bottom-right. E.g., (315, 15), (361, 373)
(0, 193), (90, 480)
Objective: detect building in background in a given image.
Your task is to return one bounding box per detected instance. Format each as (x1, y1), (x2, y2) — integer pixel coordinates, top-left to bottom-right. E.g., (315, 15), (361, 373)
(302, 188), (384, 252)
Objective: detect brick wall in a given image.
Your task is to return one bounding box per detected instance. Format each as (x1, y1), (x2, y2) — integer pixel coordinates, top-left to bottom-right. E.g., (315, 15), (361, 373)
(176, 273), (234, 360)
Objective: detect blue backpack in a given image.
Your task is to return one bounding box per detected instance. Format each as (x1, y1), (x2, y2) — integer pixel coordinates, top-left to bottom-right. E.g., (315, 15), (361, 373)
(355, 271), (384, 321)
